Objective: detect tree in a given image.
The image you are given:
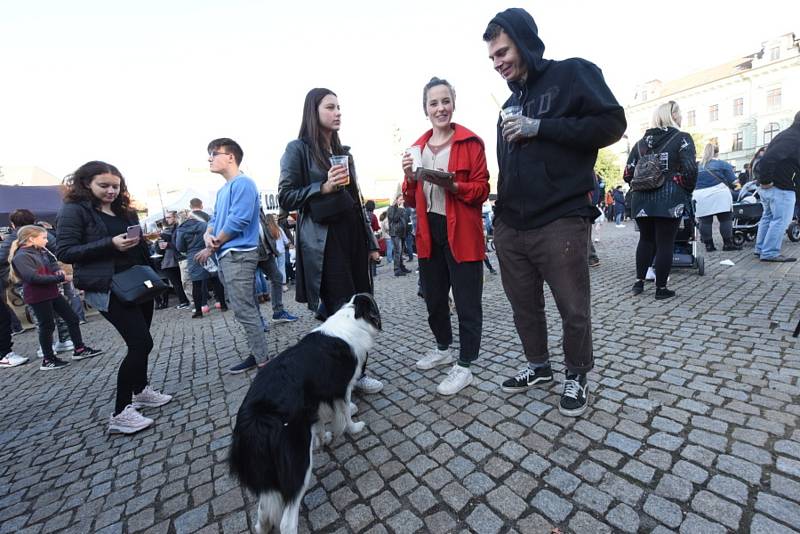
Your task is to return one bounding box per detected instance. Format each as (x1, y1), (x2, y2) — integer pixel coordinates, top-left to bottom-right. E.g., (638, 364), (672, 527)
(594, 148), (623, 188)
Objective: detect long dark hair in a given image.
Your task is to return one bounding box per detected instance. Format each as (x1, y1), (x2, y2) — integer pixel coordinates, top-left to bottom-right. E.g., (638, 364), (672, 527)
(63, 160), (133, 216)
(298, 88), (345, 171)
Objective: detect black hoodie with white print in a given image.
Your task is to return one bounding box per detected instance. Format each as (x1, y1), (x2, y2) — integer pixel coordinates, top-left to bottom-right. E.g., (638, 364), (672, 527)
(491, 8), (627, 230)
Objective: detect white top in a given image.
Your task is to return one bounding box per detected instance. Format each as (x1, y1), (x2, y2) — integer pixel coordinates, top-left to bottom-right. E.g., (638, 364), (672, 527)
(422, 141), (452, 216)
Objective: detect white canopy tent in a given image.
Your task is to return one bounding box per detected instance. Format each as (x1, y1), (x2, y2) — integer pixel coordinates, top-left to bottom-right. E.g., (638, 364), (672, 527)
(141, 188), (215, 230)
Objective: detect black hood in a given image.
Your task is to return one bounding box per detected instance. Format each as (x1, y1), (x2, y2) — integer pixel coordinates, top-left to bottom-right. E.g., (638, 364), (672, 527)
(489, 8), (551, 90)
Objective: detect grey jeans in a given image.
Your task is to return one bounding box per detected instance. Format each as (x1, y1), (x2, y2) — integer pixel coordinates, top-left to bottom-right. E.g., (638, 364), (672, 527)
(219, 249), (270, 364)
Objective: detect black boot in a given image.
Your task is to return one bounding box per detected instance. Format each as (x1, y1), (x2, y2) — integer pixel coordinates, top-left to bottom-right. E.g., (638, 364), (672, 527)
(704, 240), (717, 252)
(722, 238), (742, 251)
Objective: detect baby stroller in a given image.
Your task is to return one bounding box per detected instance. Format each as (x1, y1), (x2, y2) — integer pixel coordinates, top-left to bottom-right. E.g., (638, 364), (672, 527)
(672, 202), (705, 275)
(731, 182), (800, 246)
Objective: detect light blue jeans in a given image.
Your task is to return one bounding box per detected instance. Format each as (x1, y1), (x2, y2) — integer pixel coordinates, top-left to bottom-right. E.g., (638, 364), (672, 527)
(755, 187), (796, 259)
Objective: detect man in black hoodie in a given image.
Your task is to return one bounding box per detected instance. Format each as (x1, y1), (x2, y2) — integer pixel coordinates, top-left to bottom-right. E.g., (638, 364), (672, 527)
(484, 8), (626, 417)
(754, 110), (800, 262)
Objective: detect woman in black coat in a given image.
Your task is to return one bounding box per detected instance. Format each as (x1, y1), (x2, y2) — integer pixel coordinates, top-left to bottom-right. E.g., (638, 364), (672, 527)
(278, 87), (383, 394)
(57, 161), (173, 435)
(624, 101), (697, 299)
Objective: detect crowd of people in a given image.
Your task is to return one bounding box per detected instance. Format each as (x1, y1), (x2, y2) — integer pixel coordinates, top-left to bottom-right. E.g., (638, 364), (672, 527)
(2, 7), (799, 437)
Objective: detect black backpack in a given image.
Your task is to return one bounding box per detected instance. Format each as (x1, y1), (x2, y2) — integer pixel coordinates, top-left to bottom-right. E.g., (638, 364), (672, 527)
(630, 131), (680, 192)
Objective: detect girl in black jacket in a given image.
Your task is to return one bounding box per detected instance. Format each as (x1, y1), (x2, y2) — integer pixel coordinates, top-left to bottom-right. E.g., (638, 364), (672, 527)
(10, 225), (102, 370)
(57, 161), (173, 435)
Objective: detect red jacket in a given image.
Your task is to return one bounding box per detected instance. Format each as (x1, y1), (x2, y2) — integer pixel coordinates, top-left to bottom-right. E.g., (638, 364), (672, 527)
(402, 124), (490, 263)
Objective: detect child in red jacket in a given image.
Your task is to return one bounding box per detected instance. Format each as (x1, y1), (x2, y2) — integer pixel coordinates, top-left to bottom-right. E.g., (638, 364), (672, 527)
(10, 225), (102, 370)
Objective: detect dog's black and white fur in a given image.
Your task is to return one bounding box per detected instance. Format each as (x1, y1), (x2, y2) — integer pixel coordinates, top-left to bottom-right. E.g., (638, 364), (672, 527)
(229, 293), (381, 533)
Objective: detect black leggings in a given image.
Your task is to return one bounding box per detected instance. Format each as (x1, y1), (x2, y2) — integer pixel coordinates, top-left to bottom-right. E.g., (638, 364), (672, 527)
(162, 267), (189, 305)
(699, 212), (733, 243)
(100, 295), (154, 415)
(191, 277), (226, 313)
(30, 296), (83, 358)
(636, 217), (681, 287)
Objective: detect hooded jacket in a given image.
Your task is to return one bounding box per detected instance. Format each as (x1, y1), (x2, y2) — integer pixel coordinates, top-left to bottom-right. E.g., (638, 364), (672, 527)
(490, 8), (627, 230)
(402, 124), (490, 262)
(757, 121), (800, 191)
(11, 246), (65, 304)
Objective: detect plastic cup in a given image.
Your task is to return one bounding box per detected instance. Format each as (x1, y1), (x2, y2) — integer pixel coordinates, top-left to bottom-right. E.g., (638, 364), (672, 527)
(329, 155), (350, 186)
(501, 105), (523, 120)
(406, 146), (422, 171)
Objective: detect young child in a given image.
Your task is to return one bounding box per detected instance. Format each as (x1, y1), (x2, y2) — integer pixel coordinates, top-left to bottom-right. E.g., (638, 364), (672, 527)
(10, 225), (102, 370)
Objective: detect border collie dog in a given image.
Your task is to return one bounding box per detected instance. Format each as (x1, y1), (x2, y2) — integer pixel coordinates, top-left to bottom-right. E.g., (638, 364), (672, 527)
(229, 293), (381, 533)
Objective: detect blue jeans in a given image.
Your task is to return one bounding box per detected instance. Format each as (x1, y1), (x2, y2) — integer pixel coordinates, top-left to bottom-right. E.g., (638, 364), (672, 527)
(755, 187), (796, 259)
(615, 212), (624, 225)
(385, 237), (393, 262)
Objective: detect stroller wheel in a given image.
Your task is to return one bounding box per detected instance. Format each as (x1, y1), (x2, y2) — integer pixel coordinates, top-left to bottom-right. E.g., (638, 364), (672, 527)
(697, 255), (705, 276)
(788, 222), (800, 242)
(732, 232), (746, 247)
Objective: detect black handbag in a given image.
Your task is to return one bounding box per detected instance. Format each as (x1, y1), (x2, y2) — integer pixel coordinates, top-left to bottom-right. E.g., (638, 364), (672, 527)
(307, 189), (355, 224)
(110, 265), (169, 305)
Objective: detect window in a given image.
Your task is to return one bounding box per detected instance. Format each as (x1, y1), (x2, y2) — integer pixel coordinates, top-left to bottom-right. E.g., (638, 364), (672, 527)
(764, 123), (780, 144)
(767, 88), (782, 107)
(732, 132), (743, 151)
(687, 110), (696, 127)
(770, 47), (780, 60)
(641, 89), (648, 102)
(733, 98), (743, 116)
(709, 104), (719, 122)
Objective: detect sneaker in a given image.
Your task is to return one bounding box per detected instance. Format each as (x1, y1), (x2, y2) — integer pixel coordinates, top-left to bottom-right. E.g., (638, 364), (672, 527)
(40, 357), (70, 371)
(559, 373), (589, 417)
(645, 267), (656, 281)
(349, 402), (358, 415)
(132, 385), (173, 408)
(53, 340), (74, 353)
(354, 375), (383, 394)
(72, 346), (103, 360)
(588, 257), (600, 267)
(416, 347), (455, 370)
(0, 352), (29, 368)
(761, 255), (797, 262)
(214, 302), (222, 309)
(655, 287), (676, 300)
(632, 280), (644, 295)
(615, 224), (626, 228)
(501, 365), (554, 393)
(78, 319), (88, 325)
(108, 405), (154, 435)
(229, 355), (258, 374)
(201, 305), (210, 314)
(11, 327), (25, 337)
(176, 302), (191, 310)
(394, 271), (407, 277)
(272, 310), (298, 323)
(436, 364), (473, 396)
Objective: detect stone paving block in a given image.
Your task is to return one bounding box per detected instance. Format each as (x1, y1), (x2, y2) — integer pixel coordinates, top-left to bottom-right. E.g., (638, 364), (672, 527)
(486, 485), (527, 520)
(173, 504), (209, 534)
(573, 483), (613, 514)
(755, 492), (800, 530)
(707, 475), (748, 503)
(645, 494), (683, 528)
(530, 488), (573, 523)
(385, 510), (424, 534)
(691, 490), (742, 530)
(607, 503), (640, 533)
(750, 513), (800, 534)
(656, 474), (694, 502)
(679, 513), (727, 534)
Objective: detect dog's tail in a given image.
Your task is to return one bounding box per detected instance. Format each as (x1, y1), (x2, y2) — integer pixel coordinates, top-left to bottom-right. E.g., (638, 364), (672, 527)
(229, 399), (313, 502)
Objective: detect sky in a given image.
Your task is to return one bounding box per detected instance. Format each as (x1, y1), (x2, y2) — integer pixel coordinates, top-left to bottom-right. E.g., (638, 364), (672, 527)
(1, 0), (797, 199)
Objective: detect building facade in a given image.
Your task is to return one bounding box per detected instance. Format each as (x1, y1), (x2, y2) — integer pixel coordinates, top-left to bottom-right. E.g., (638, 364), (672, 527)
(624, 32), (800, 172)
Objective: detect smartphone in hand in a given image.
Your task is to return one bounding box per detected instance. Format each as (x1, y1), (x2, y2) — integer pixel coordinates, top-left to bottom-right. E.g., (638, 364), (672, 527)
(126, 225), (142, 240)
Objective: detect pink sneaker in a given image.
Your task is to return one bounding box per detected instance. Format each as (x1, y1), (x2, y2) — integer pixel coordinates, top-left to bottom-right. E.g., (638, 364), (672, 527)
(201, 305), (210, 314)
(214, 302), (222, 309)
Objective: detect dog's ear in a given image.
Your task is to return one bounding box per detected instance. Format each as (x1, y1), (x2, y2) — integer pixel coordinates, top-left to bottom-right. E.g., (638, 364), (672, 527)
(353, 293), (381, 330)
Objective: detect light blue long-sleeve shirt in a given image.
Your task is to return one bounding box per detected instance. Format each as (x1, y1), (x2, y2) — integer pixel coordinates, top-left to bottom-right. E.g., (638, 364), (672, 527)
(208, 174), (260, 256)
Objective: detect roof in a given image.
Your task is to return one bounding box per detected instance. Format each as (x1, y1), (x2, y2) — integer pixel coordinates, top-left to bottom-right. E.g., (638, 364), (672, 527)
(657, 57), (754, 98)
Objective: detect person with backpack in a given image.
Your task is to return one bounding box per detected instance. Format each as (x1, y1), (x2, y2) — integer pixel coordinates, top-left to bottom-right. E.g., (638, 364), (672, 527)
(693, 142), (740, 252)
(754, 110), (800, 262)
(624, 100), (697, 300)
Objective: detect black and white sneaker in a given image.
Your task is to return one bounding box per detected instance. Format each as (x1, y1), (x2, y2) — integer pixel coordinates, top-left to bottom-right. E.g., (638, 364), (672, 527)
(176, 302), (192, 310)
(559, 373), (589, 417)
(40, 357), (70, 371)
(501, 364), (554, 393)
(72, 346), (104, 360)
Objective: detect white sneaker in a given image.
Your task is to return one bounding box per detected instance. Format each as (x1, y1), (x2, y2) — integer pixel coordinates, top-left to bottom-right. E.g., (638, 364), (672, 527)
(349, 402), (358, 415)
(436, 364), (473, 396)
(354, 375), (383, 394)
(416, 347), (455, 370)
(132, 386), (173, 408)
(0, 352), (29, 368)
(108, 405), (154, 435)
(616, 224), (626, 228)
(53, 340), (74, 352)
(645, 267), (656, 281)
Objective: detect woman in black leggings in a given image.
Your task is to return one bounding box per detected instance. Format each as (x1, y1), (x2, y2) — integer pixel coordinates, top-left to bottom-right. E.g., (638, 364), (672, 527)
(57, 161), (173, 435)
(624, 101), (697, 299)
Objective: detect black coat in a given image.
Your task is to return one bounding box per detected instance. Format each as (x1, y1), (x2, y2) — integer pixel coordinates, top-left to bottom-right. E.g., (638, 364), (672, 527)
(175, 217), (209, 282)
(56, 201), (149, 291)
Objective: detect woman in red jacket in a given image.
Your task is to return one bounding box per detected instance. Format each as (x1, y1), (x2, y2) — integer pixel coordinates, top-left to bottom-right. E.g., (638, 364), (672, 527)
(401, 77), (490, 396)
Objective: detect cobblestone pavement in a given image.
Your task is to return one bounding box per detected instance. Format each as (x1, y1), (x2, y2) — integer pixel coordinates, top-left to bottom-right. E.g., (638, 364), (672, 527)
(2, 223), (800, 534)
